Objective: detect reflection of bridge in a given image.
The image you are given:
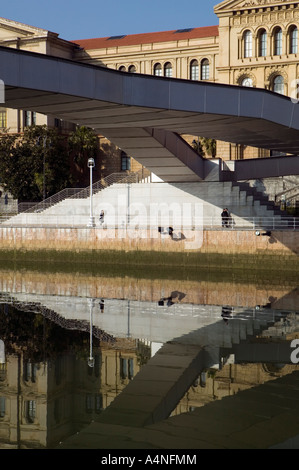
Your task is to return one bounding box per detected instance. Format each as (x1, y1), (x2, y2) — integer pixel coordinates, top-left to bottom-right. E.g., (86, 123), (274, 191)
(1, 46), (299, 183)
(2, 289), (299, 449)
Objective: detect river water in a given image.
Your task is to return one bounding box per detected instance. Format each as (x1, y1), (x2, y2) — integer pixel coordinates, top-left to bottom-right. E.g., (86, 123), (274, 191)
(0, 264), (298, 450)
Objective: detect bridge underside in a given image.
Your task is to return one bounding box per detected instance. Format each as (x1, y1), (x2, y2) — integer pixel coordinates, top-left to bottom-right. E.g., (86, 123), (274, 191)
(1, 46), (299, 182)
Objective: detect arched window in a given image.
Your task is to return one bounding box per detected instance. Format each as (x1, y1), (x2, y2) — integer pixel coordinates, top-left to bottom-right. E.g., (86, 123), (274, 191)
(128, 65), (136, 73)
(242, 77), (253, 87)
(154, 63), (162, 76)
(244, 30), (253, 58)
(118, 66), (126, 72)
(273, 27), (283, 55)
(190, 60), (199, 80)
(258, 29), (267, 57)
(201, 59), (210, 80)
(273, 75), (284, 94)
(289, 25), (298, 54)
(164, 62), (172, 77)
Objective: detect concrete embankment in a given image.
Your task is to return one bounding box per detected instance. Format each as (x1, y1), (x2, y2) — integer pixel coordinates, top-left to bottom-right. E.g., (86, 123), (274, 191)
(0, 226), (297, 271)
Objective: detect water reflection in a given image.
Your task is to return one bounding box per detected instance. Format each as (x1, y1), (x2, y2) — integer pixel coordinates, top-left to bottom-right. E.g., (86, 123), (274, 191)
(0, 268), (298, 449)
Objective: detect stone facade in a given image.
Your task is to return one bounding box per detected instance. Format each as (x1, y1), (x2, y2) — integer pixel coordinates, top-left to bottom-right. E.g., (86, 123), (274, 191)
(72, 0), (299, 161)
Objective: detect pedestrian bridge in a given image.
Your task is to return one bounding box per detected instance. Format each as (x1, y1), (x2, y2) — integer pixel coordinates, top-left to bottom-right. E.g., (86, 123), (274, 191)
(1, 46), (299, 182)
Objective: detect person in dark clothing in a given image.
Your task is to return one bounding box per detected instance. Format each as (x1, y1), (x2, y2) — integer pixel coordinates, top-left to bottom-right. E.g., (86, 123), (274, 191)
(99, 210), (104, 225)
(221, 208), (229, 227)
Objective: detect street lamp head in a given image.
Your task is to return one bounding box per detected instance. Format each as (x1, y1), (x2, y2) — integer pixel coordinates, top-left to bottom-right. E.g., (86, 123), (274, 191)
(88, 158), (95, 168)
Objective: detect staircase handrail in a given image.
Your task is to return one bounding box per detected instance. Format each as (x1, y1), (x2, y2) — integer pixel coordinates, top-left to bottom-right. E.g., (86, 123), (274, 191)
(21, 168), (150, 214)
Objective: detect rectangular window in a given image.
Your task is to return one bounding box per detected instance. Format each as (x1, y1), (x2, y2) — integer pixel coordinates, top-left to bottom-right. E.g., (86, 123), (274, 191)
(25, 400), (36, 423)
(0, 109), (7, 128)
(86, 394), (93, 413)
(0, 397), (5, 418)
(120, 358), (127, 379)
(24, 111), (36, 127)
(24, 361), (37, 383)
(0, 363), (6, 382)
(120, 358), (134, 380)
(95, 394), (103, 413)
(128, 359), (134, 380)
(121, 155), (131, 171)
(54, 118), (62, 128)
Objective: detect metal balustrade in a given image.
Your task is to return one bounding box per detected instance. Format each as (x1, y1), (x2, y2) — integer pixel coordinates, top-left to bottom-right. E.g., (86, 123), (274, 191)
(15, 169), (150, 215)
(0, 215), (298, 230)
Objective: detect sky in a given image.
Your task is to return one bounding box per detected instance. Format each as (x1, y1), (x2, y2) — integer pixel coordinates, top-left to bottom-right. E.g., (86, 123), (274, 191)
(0, 0), (219, 40)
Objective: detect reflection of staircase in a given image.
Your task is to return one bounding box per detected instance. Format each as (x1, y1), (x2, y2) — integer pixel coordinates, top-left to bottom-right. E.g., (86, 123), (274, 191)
(94, 307), (291, 428)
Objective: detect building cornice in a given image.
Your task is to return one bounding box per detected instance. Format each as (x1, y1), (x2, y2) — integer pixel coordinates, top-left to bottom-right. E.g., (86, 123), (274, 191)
(215, 0), (299, 16)
(0, 16), (52, 38)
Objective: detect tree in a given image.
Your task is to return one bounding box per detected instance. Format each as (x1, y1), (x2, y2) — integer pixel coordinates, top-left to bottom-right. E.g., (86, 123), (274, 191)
(191, 138), (204, 157)
(201, 137), (217, 158)
(0, 125), (73, 202)
(68, 125), (98, 170)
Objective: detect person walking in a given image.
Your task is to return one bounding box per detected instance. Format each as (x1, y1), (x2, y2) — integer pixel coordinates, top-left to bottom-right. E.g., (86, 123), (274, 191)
(99, 210), (104, 225)
(221, 208), (229, 227)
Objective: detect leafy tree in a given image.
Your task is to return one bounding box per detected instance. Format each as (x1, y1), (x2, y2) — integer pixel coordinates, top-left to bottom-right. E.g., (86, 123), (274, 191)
(191, 138), (204, 157)
(201, 137), (217, 158)
(68, 125), (98, 170)
(0, 125), (73, 202)
(0, 304), (100, 362)
(191, 137), (216, 158)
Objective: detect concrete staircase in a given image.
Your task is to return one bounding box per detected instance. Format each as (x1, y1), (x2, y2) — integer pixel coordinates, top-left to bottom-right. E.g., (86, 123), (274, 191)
(232, 181), (288, 216)
(2, 180), (291, 229)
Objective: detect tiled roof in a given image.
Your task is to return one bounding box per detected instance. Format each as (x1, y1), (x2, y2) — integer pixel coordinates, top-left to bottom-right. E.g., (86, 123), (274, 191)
(72, 25), (219, 50)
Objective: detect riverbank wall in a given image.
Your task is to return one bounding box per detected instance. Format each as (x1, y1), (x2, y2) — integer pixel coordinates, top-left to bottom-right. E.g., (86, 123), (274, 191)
(0, 226), (297, 271)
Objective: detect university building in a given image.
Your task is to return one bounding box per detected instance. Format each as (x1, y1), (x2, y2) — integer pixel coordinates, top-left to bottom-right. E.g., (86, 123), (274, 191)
(0, 0), (299, 175)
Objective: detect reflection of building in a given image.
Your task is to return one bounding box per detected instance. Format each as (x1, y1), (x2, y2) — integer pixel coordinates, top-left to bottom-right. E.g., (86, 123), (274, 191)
(99, 339), (150, 409)
(0, 337), (148, 448)
(171, 362), (299, 416)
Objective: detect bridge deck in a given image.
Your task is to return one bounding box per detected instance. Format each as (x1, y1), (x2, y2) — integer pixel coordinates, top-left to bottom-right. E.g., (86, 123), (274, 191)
(1, 46), (299, 181)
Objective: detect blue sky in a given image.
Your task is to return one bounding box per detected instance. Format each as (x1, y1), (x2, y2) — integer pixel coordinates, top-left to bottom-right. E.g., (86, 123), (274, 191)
(0, 0), (219, 40)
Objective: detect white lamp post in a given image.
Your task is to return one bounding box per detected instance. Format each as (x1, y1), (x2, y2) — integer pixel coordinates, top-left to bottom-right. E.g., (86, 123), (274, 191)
(87, 157), (95, 227)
